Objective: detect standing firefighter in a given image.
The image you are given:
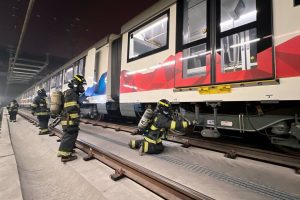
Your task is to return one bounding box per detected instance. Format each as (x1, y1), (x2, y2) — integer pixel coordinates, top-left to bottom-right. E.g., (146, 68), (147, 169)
(129, 99), (190, 155)
(57, 75), (86, 162)
(8, 100), (19, 122)
(31, 88), (50, 135)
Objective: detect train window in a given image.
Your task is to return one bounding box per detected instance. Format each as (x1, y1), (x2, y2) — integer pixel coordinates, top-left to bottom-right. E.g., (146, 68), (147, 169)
(94, 51), (100, 82)
(42, 82), (47, 91)
(64, 67), (74, 83)
(51, 76), (56, 88)
(128, 11), (169, 61)
(182, 0), (207, 44)
(182, 43), (207, 78)
(58, 72), (62, 87)
(78, 58), (85, 75)
(220, 0), (256, 32)
(220, 28), (258, 73)
(295, 0), (300, 6)
(74, 64), (78, 75)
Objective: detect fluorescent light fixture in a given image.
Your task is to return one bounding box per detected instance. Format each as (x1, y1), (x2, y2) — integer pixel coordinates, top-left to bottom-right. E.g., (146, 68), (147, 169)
(230, 38), (260, 48)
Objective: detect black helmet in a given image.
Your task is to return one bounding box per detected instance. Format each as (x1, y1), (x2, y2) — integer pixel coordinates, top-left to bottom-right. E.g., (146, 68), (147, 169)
(13, 99), (17, 103)
(69, 74), (87, 93)
(157, 99), (171, 115)
(37, 88), (47, 97)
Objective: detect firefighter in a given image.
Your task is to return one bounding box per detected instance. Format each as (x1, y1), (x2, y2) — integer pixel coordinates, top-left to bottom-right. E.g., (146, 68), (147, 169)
(31, 88), (50, 135)
(129, 99), (190, 155)
(57, 75), (86, 162)
(8, 100), (19, 122)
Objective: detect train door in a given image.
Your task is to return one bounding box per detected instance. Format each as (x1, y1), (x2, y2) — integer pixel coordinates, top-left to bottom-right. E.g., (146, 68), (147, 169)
(215, 0), (273, 84)
(108, 37), (122, 101)
(175, 0), (211, 87)
(175, 0), (273, 87)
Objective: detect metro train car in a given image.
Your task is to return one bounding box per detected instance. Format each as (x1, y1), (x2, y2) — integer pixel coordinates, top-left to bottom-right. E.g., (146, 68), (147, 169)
(18, 0), (300, 150)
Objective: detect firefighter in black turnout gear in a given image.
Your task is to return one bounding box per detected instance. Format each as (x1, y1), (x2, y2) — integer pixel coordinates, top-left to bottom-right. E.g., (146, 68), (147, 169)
(58, 75), (86, 162)
(8, 100), (19, 122)
(31, 88), (50, 135)
(129, 99), (190, 155)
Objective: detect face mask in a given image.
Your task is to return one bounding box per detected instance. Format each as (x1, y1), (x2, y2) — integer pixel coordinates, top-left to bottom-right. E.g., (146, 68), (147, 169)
(78, 84), (85, 93)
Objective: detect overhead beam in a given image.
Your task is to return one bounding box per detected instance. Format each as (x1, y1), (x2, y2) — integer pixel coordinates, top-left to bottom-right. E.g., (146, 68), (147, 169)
(10, 0), (36, 71)
(14, 62), (45, 69)
(10, 57), (47, 65)
(13, 67), (40, 72)
(12, 71), (37, 75)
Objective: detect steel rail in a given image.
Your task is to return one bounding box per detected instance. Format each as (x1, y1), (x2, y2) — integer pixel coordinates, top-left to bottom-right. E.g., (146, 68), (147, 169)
(18, 111), (213, 200)
(80, 118), (300, 173)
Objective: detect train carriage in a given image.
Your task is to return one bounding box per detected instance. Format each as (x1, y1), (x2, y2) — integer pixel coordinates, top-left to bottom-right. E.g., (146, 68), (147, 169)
(17, 0), (300, 151)
(119, 0), (300, 149)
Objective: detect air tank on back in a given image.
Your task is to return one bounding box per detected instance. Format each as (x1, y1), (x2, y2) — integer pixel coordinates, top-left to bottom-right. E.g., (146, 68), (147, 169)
(50, 91), (63, 115)
(138, 108), (154, 132)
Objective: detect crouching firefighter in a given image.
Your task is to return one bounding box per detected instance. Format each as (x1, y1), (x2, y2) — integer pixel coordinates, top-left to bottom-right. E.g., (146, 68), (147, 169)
(8, 100), (19, 122)
(57, 75), (86, 162)
(129, 99), (190, 155)
(31, 88), (50, 135)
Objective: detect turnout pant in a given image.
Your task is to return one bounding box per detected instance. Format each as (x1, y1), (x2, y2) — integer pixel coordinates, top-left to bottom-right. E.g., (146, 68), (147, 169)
(38, 115), (50, 133)
(9, 111), (17, 121)
(58, 129), (79, 156)
(129, 139), (164, 154)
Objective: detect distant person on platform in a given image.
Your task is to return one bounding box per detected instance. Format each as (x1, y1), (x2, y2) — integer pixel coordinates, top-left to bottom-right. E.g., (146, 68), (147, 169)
(31, 88), (50, 135)
(7, 100), (19, 122)
(57, 75), (86, 162)
(129, 99), (190, 155)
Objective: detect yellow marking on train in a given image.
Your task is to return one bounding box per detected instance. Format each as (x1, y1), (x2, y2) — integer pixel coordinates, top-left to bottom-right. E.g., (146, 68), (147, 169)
(199, 85), (231, 94)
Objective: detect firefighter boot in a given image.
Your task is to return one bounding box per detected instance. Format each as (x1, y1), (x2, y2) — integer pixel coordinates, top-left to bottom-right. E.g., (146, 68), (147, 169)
(61, 155), (77, 162)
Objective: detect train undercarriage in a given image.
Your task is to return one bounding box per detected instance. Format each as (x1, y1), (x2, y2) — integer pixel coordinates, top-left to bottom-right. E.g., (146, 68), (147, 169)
(177, 101), (300, 153)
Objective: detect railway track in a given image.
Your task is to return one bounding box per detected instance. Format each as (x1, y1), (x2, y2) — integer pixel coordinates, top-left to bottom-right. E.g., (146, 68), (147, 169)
(18, 110), (213, 200)
(79, 118), (300, 174)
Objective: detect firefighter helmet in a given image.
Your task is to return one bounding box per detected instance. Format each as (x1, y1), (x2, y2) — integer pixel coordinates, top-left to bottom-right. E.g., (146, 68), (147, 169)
(157, 99), (171, 115)
(37, 88), (47, 97)
(69, 74), (87, 93)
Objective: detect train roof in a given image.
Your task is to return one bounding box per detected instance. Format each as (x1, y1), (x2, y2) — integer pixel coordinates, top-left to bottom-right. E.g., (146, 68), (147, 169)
(121, 0), (176, 34)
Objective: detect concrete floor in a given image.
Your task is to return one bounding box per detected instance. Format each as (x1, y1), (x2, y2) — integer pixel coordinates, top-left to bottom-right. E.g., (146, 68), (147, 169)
(77, 123), (300, 200)
(5, 113), (162, 200)
(0, 112), (23, 200)
(4, 110), (300, 200)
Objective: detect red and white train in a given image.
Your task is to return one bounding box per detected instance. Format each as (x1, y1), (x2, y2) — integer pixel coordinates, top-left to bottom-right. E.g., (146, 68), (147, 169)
(18, 0), (300, 150)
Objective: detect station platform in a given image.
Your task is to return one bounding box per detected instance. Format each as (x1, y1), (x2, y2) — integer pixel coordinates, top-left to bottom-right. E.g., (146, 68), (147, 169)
(1, 111), (161, 200)
(3, 110), (300, 200)
(0, 111), (23, 200)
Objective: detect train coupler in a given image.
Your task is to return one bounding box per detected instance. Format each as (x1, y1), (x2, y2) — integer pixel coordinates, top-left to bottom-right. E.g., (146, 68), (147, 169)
(83, 148), (94, 161)
(225, 150), (237, 159)
(110, 168), (125, 181)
